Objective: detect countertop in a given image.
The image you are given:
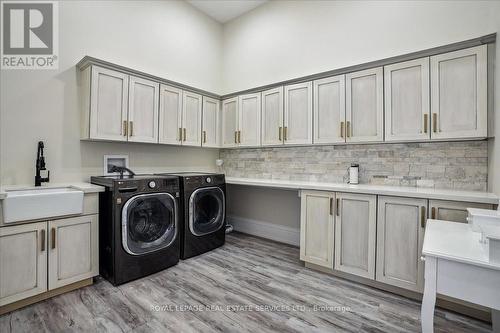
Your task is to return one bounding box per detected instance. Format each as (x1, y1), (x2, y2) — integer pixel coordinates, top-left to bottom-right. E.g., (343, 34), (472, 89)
(422, 219), (500, 270)
(226, 177), (499, 205)
(0, 182), (105, 200)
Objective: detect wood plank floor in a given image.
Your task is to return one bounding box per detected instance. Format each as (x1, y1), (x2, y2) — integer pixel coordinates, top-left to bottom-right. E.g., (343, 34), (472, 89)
(0, 232), (492, 333)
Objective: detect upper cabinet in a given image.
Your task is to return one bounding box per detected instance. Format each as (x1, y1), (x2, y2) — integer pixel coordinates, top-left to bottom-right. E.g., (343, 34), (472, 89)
(430, 45), (487, 139)
(182, 91), (203, 146)
(202, 97), (220, 148)
(221, 98), (238, 148)
(313, 76), (346, 144)
(261, 87), (284, 146)
(128, 76), (159, 143)
(159, 84), (183, 145)
(222, 94), (261, 148)
(384, 58), (430, 142)
(284, 82), (313, 145)
(346, 67), (384, 143)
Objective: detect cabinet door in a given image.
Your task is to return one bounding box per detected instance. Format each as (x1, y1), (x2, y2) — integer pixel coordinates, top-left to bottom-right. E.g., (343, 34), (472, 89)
(182, 91), (202, 147)
(429, 200), (493, 223)
(128, 76), (159, 143)
(0, 222), (47, 306)
(334, 193), (376, 279)
(300, 191), (335, 268)
(261, 87), (284, 146)
(346, 67), (383, 142)
(430, 45), (487, 139)
(385, 58), (430, 141)
(159, 84), (183, 145)
(284, 82), (313, 145)
(376, 196), (427, 292)
(48, 215), (98, 290)
(202, 96), (220, 148)
(313, 75), (346, 144)
(238, 93), (261, 147)
(89, 66), (129, 141)
(222, 97), (238, 148)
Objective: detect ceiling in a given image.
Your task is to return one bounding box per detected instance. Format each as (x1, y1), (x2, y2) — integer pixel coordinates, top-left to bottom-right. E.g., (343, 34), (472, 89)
(187, 0), (268, 23)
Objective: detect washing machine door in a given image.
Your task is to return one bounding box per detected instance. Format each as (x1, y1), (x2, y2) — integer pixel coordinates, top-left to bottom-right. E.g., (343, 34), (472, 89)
(122, 193), (177, 255)
(189, 187), (225, 236)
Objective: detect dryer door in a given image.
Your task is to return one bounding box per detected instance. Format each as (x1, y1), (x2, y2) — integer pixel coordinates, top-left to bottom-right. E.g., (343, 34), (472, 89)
(189, 187), (225, 236)
(122, 193), (177, 255)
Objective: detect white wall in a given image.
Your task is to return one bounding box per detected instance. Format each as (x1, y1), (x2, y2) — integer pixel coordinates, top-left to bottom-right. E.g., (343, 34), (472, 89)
(222, 0), (500, 199)
(0, 0), (223, 185)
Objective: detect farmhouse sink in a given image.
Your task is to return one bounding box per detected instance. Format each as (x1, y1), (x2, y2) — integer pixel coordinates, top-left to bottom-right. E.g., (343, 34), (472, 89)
(1, 187), (84, 223)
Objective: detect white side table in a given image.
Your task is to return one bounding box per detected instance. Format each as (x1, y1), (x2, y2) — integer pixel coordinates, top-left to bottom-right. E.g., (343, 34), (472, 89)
(421, 220), (500, 333)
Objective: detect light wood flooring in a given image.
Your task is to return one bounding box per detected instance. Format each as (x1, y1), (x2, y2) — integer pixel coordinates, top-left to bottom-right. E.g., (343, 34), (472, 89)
(0, 232), (492, 332)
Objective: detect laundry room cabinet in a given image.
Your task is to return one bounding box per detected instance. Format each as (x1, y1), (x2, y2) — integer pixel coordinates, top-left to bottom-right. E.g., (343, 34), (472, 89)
(261, 87), (284, 146)
(334, 193), (377, 279)
(181, 91), (203, 146)
(284, 82), (313, 145)
(300, 190), (335, 268)
(345, 67), (384, 143)
(384, 58), (430, 142)
(159, 84), (183, 145)
(376, 196), (427, 292)
(221, 93), (261, 147)
(128, 76), (159, 143)
(430, 45), (487, 140)
(313, 75), (346, 144)
(202, 96), (220, 148)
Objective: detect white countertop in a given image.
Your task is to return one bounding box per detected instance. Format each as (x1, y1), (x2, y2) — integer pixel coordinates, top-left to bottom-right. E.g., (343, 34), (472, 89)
(0, 182), (105, 200)
(422, 219), (500, 270)
(226, 177), (499, 205)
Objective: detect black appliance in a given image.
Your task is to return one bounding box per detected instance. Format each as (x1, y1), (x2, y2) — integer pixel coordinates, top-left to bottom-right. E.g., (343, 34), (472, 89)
(91, 174), (180, 285)
(157, 172), (226, 259)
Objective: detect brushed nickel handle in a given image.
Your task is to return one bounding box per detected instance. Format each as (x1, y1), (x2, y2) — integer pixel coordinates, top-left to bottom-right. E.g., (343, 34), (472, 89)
(423, 114), (428, 134)
(421, 206), (426, 228)
(346, 121), (351, 138)
(336, 198), (340, 217)
(123, 120), (128, 136)
(40, 229), (46, 252)
(183, 128), (186, 141)
(203, 130), (207, 143)
(340, 122), (345, 138)
(431, 207), (436, 219)
(329, 198), (334, 216)
(129, 121), (133, 136)
(279, 127), (282, 141)
(432, 113), (437, 133)
(284, 127), (288, 141)
(178, 128), (182, 141)
(51, 227), (56, 249)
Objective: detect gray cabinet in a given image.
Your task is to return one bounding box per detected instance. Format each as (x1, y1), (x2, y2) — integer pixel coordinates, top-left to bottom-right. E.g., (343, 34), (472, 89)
(159, 84), (183, 145)
(334, 192), (377, 279)
(261, 87), (284, 146)
(284, 82), (313, 145)
(202, 97), (220, 148)
(376, 196), (427, 292)
(313, 75), (346, 144)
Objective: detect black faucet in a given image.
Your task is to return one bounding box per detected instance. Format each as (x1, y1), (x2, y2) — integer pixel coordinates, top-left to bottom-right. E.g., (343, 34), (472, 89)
(35, 141), (50, 186)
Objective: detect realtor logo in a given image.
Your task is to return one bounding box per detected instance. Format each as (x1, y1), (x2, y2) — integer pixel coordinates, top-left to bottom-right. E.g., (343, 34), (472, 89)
(1, 1), (58, 69)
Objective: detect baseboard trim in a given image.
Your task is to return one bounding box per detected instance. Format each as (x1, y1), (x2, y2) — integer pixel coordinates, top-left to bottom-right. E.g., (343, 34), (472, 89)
(227, 215), (300, 246)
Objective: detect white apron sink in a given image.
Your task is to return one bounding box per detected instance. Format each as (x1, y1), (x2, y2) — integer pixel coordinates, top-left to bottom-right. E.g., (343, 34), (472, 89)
(2, 187), (84, 223)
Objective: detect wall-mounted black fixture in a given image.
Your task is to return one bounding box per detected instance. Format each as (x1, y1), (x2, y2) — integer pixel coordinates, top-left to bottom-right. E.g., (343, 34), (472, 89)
(109, 165), (136, 179)
(35, 141), (50, 186)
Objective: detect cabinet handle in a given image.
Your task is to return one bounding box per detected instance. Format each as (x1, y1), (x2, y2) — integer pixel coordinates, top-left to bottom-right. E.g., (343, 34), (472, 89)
(178, 128), (182, 141)
(421, 206), (426, 228)
(183, 128), (186, 141)
(431, 207), (436, 219)
(336, 198), (340, 217)
(123, 120), (128, 136)
(40, 229), (46, 252)
(423, 114), (428, 134)
(432, 113), (438, 133)
(234, 131), (238, 144)
(129, 121), (133, 136)
(340, 122), (345, 138)
(238, 130), (241, 144)
(51, 227), (56, 249)
(284, 127), (288, 141)
(279, 127), (282, 141)
(329, 198), (334, 216)
(203, 130), (207, 143)
(346, 121), (351, 138)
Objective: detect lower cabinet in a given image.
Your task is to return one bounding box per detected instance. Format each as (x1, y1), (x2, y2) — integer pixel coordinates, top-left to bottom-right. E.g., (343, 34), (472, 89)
(0, 215), (99, 306)
(48, 215), (99, 290)
(300, 191), (335, 268)
(334, 193), (377, 279)
(0, 222), (47, 306)
(429, 200), (492, 223)
(376, 196), (427, 292)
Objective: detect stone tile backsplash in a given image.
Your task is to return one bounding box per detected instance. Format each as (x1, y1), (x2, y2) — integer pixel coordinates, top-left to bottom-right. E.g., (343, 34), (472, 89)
(219, 141), (488, 191)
